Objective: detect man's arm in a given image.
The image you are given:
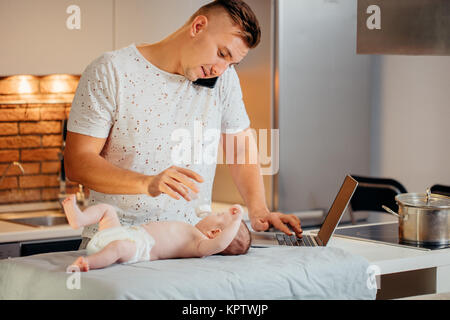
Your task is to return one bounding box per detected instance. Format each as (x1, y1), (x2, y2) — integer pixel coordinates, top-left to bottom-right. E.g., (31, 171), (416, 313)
(65, 131), (203, 199)
(222, 129), (302, 237)
(64, 131), (150, 195)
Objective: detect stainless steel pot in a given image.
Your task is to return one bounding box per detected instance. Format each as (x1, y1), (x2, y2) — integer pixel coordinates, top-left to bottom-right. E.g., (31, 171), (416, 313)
(382, 189), (450, 245)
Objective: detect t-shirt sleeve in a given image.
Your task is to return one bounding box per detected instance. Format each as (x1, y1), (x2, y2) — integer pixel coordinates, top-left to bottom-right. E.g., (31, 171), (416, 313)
(219, 66), (251, 134)
(67, 54), (118, 138)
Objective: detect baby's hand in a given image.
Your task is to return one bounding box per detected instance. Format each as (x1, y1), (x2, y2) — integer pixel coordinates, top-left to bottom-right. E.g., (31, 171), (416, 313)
(229, 204), (243, 219)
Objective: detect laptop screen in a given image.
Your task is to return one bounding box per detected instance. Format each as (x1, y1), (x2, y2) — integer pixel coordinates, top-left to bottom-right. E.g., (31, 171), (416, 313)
(317, 175), (358, 246)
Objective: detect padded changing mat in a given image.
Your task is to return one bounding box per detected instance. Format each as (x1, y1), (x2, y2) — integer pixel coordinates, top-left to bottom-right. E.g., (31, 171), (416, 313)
(0, 246), (377, 299)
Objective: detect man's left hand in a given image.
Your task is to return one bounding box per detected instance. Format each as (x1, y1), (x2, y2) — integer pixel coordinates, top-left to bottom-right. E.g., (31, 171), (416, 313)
(249, 208), (303, 238)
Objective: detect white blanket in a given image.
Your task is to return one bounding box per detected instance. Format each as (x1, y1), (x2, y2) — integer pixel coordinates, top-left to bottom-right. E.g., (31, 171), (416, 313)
(0, 246), (376, 299)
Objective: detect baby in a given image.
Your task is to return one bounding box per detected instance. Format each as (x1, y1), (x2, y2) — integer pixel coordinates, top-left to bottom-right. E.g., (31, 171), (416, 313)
(62, 195), (251, 272)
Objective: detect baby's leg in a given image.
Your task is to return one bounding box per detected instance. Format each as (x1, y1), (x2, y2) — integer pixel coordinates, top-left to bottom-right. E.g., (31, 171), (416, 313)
(62, 194), (121, 231)
(71, 240), (137, 271)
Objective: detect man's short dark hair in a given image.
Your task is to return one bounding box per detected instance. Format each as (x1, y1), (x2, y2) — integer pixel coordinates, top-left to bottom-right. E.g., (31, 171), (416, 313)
(188, 0), (261, 49)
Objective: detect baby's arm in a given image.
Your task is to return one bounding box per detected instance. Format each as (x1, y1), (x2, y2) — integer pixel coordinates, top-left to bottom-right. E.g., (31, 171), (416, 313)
(196, 215), (242, 257)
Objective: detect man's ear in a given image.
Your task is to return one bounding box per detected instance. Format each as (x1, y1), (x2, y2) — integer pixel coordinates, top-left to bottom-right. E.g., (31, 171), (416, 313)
(207, 228), (221, 239)
(191, 15), (208, 37)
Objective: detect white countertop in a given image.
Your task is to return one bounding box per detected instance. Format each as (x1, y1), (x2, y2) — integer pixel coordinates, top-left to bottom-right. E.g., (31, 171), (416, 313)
(2, 203), (449, 279)
(330, 235), (450, 274)
(307, 222), (450, 276)
(0, 220), (81, 243)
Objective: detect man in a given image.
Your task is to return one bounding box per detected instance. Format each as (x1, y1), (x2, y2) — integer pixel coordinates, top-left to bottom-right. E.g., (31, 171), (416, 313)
(65, 0), (302, 250)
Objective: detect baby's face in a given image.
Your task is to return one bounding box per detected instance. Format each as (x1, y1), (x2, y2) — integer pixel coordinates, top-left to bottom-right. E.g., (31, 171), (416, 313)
(196, 211), (234, 235)
(195, 205), (242, 237)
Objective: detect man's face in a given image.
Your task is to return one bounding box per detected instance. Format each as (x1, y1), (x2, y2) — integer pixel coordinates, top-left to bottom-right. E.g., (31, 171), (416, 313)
(183, 14), (249, 81)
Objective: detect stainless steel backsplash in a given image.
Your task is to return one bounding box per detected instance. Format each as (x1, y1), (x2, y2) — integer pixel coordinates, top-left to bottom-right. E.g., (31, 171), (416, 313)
(357, 0), (450, 55)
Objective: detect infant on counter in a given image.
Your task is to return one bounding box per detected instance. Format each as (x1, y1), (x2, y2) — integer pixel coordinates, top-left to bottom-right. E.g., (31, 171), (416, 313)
(62, 195), (251, 271)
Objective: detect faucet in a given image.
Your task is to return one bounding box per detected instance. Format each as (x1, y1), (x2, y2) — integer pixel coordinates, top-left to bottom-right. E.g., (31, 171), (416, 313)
(58, 119), (67, 201)
(0, 161), (25, 186)
(76, 184), (86, 207)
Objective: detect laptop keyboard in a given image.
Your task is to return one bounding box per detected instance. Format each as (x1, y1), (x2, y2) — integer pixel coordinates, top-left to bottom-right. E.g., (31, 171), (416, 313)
(276, 234), (317, 247)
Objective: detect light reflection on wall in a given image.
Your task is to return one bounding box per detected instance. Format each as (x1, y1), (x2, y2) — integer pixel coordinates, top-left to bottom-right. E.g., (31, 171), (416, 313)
(0, 74), (79, 95)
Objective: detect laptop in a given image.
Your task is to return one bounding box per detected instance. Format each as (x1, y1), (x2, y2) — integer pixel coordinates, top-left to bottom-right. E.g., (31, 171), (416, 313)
(251, 175), (358, 247)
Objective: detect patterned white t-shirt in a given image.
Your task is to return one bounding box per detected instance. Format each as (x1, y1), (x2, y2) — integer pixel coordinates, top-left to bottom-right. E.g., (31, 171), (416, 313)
(67, 43), (250, 239)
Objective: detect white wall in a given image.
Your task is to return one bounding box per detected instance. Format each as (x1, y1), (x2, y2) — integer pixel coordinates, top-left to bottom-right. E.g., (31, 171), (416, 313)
(115, 0), (211, 49)
(370, 55), (450, 193)
(0, 0), (114, 75)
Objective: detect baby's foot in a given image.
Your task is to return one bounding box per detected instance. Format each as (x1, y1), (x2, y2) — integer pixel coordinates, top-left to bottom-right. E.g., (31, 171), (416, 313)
(71, 256), (90, 272)
(62, 194), (84, 229)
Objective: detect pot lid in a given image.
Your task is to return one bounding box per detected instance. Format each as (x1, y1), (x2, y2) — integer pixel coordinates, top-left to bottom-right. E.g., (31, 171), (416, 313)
(396, 192), (450, 209)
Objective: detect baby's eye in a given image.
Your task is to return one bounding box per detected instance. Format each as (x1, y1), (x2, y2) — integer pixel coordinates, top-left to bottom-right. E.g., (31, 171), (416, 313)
(218, 50), (225, 58)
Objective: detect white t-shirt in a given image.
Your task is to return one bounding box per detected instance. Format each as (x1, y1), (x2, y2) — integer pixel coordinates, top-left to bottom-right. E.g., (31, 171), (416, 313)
(67, 43), (250, 239)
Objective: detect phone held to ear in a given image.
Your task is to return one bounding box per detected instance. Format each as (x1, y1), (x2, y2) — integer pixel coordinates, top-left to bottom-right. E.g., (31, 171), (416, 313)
(193, 77), (218, 88)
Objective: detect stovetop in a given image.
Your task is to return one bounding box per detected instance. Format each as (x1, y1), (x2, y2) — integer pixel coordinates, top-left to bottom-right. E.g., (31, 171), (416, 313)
(334, 222), (450, 251)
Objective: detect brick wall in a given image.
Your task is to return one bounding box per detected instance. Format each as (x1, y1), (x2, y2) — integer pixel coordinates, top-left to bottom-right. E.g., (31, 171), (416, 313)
(0, 75), (88, 204)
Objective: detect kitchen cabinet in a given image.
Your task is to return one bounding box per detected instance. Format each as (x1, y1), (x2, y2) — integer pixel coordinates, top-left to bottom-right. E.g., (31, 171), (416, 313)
(20, 236), (81, 257)
(0, 0), (114, 76)
(0, 236), (81, 259)
(0, 242), (20, 259)
(114, 0), (210, 48)
(0, 0), (216, 76)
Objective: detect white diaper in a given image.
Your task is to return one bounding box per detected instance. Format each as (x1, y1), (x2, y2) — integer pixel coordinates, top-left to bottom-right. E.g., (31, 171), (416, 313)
(86, 225), (155, 264)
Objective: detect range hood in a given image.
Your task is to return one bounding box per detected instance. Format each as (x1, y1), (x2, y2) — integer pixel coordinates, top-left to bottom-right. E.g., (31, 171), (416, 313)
(357, 0), (450, 55)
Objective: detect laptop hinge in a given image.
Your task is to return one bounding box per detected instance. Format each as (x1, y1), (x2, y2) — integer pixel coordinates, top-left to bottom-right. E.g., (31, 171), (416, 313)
(315, 236), (324, 246)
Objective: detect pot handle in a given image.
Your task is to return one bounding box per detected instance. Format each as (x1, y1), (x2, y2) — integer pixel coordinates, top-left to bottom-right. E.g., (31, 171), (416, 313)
(381, 205), (400, 218)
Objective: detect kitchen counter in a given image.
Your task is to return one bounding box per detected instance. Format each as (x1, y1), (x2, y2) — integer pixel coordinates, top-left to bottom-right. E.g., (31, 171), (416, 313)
(308, 222), (450, 298)
(1, 201), (448, 298)
(0, 220), (81, 243)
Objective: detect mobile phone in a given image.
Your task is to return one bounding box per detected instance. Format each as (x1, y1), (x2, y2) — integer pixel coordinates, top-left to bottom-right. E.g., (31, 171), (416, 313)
(193, 77), (218, 88)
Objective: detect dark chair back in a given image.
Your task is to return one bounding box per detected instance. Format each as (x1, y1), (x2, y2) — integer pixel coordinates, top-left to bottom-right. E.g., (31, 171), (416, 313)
(430, 184), (450, 197)
(350, 175), (408, 213)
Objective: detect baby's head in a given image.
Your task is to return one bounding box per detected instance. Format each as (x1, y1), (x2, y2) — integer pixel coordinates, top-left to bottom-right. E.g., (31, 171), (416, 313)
(219, 220), (252, 255)
(195, 204), (252, 256)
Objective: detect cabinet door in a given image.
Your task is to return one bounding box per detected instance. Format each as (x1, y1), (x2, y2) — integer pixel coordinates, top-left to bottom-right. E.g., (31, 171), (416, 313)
(0, 242), (21, 259)
(0, 0), (113, 76)
(20, 237), (82, 256)
(115, 0), (210, 48)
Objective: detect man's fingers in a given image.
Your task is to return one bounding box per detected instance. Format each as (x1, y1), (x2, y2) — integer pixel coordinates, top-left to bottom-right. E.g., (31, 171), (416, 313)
(281, 215), (303, 235)
(253, 219), (269, 231)
(160, 184), (180, 200)
(169, 170), (199, 194)
(271, 218), (294, 236)
(173, 166), (204, 183)
(164, 178), (190, 201)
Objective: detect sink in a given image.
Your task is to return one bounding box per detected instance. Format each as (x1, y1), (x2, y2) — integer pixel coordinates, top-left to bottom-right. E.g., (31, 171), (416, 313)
(0, 210), (69, 228)
(4, 216), (68, 227)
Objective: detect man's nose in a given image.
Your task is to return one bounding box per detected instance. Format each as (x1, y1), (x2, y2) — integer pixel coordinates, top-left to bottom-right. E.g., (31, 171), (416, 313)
(212, 61), (229, 77)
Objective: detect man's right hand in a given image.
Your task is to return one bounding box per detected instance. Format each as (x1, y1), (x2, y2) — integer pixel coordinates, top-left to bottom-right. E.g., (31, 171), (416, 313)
(146, 165), (204, 201)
